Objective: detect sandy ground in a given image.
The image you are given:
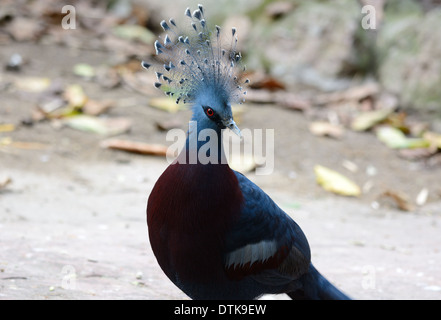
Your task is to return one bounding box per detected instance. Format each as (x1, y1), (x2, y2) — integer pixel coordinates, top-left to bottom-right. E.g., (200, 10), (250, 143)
(1, 43), (441, 300)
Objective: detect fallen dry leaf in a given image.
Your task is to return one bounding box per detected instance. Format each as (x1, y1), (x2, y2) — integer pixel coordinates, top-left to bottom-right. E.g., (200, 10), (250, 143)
(0, 137), (49, 150)
(64, 84), (88, 108)
(82, 100), (114, 116)
(375, 126), (407, 148)
(0, 124), (15, 133)
(362, 180), (375, 194)
(315, 83), (380, 105)
(341, 159), (358, 173)
(376, 126), (430, 149)
(314, 165), (361, 197)
(276, 92), (311, 111)
(63, 115), (131, 136)
(398, 147), (437, 160)
(100, 139), (168, 156)
(0, 176), (12, 190)
(351, 108), (393, 131)
(14, 77), (51, 92)
(37, 97), (66, 115)
(245, 89), (311, 111)
(247, 73), (285, 91)
(309, 121), (345, 139)
(379, 190), (414, 212)
(385, 112), (409, 133)
(73, 63), (96, 79)
(9, 141), (49, 150)
(408, 121), (429, 137)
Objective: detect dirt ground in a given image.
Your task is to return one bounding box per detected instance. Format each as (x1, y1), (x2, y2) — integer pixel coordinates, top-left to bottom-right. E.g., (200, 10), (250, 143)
(1, 43), (441, 300)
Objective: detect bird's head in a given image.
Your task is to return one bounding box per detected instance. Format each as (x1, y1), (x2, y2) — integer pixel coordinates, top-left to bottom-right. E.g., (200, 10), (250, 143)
(141, 4), (247, 137)
(191, 86), (241, 136)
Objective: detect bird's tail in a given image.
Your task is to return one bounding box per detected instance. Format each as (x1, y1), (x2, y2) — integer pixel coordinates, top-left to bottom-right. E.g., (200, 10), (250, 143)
(287, 264), (351, 300)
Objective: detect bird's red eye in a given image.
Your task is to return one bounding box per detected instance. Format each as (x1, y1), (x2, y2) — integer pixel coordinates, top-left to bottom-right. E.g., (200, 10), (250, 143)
(206, 107), (214, 117)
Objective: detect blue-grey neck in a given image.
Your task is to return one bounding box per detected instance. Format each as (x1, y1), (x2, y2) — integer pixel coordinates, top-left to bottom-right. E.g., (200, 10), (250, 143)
(177, 114), (226, 165)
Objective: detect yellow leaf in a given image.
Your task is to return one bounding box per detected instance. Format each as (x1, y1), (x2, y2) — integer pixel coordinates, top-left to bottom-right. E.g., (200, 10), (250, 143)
(0, 124), (15, 133)
(64, 84), (88, 108)
(314, 165), (361, 197)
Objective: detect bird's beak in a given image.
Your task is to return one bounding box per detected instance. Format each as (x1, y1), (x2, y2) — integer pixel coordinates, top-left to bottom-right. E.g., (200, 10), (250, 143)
(223, 118), (242, 138)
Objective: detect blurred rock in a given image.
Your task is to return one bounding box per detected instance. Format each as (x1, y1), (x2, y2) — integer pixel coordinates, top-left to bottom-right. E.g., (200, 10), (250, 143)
(5, 16), (46, 41)
(377, 1), (441, 114)
(245, 0), (360, 91)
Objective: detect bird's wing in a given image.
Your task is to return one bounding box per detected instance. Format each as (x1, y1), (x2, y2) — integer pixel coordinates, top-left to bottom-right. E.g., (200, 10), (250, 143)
(223, 172), (311, 284)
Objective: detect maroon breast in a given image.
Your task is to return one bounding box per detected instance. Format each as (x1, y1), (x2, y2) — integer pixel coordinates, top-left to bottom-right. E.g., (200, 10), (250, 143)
(147, 162), (243, 283)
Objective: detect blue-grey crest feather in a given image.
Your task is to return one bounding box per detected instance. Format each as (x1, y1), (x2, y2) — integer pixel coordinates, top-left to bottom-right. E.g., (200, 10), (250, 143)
(141, 4), (249, 105)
